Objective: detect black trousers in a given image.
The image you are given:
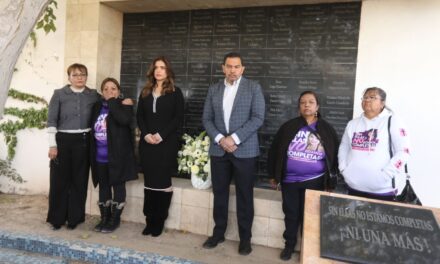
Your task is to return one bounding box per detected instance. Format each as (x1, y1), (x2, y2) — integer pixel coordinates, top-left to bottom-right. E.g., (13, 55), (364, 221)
(347, 188), (394, 201)
(281, 176), (324, 248)
(47, 132), (90, 226)
(210, 153), (257, 241)
(96, 162), (126, 203)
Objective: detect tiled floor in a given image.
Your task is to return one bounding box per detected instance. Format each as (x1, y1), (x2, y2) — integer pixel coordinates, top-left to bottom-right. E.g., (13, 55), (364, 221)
(0, 247), (69, 264)
(0, 230), (197, 264)
(0, 194), (298, 264)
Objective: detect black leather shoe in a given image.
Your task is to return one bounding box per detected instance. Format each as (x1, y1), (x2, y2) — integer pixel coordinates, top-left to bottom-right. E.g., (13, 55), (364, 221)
(142, 225), (152, 236)
(67, 223), (77, 230)
(238, 240), (252, 255)
(202, 236), (225, 249)
(50, 224), (61, 230)
(280, 247), (294, 261)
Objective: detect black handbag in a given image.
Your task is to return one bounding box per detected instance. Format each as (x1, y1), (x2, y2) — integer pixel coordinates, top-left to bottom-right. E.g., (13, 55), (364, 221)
(388, 116), (422, 205)
(395, 172), (422, 205)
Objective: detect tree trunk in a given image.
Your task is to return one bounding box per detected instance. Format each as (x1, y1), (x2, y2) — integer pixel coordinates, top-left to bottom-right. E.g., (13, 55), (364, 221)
(0, 0), (50, 118)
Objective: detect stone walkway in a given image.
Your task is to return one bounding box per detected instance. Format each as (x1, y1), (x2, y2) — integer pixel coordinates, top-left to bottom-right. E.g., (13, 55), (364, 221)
(0, 194), (299, 263)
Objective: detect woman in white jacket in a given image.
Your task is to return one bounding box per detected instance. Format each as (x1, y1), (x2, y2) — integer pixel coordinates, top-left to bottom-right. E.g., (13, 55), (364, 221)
(338, 87), (410, 201)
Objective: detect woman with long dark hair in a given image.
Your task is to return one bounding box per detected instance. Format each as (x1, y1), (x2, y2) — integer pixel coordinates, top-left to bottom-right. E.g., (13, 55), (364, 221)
(137, 56), (184, 237)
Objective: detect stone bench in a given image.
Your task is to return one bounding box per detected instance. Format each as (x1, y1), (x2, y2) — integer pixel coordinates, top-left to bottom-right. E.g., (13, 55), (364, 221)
(86, 176), (287, 249)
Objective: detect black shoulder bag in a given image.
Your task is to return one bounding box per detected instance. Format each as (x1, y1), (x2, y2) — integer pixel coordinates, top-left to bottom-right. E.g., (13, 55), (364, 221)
(388, 116), (421, 205)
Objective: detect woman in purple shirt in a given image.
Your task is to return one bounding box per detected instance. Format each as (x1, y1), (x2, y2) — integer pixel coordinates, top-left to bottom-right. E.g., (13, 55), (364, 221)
(268, 91), (339, 261)
(90, 78), (137, 233)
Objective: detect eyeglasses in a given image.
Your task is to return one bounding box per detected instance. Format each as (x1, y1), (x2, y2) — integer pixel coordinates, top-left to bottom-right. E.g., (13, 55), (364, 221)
(71, 73), (87, 78)
(361, 96), (380, 101)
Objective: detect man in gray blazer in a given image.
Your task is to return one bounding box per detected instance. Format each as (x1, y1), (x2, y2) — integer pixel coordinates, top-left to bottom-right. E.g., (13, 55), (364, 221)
(202, 52), (265, 255)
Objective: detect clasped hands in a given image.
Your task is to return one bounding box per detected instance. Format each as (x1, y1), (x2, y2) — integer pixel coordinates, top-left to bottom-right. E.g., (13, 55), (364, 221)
(144, 133), (162, 144)
(219, 136), (237, 153)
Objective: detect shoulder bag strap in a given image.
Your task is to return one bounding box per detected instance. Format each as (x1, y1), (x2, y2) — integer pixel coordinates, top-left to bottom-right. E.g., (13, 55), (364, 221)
(387, 116), (396, 189)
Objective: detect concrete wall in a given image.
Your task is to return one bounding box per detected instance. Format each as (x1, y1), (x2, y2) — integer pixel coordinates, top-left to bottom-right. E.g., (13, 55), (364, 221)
(0, 0), (67, 193)
(1, 0), (440, 209)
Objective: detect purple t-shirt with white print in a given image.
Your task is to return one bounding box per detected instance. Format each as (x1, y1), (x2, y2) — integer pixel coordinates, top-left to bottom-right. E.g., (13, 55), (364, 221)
(94, 102), (109, 163)
(284, 122), (326, 183)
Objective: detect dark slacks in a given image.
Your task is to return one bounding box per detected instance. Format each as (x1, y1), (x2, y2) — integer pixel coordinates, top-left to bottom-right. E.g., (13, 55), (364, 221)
(95, 162), (126, 203)
(281, 176), (324, 249)
(211, 153), (257, 241)
(47, 132), (90, 226)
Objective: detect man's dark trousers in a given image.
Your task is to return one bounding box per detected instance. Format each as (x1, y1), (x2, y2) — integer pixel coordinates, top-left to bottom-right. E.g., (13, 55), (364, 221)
(210, 153), (257, 241)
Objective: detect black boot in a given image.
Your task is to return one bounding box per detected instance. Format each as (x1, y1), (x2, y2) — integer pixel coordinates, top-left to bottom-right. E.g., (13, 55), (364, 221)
(142, 189), (155, 236)
(151, 192), (173, 237)
(94, 200), (111, 232)
(102, 201), (125, 233)
(142, 217), (153, 236)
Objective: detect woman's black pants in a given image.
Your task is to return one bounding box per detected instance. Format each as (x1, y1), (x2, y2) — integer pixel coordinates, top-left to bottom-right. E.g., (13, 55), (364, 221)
(281, 176), (324, 249)
(95, 162), (126, 203)
(47, 132), (90, 226)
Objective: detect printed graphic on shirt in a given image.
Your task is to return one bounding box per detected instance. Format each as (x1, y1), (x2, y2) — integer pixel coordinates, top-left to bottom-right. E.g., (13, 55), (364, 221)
(287, 129), (325, 162)
(284, 125), (326, 182)
(94, 113), (108, 141)
(351, 129), (379, 151)
(400, 128), (407, 136)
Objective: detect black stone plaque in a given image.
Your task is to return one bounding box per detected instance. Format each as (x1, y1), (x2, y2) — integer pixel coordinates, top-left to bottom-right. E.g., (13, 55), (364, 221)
(121, 2), (361, 184)
(240, 35), (267, 49)
(188, 50), (211, 62)
(213, 36), (239, 49)
(320, 108), (353, 124)
(185, 100), (205, 115)
(164, 37), (188, 49)
(266, 49), (294, 63)
(215, 20), (240, 35)
(268, 34), (295, 49)
(243, 64), (266, 77)
(321, 93), (353, 108)
(171, 62), (187, 76)
(241, 19), (267, 35)
(188, 63), (211, 76)
(297, 18), (328, 34)
(320, 196), (440, 264)
(241, 49), (266, 62)
(190, 36), (213, 49)
(294, 78), (324, 91)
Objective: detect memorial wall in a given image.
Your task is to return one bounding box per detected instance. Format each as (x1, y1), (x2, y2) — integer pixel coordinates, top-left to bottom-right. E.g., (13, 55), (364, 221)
(120, 2), (361, 186)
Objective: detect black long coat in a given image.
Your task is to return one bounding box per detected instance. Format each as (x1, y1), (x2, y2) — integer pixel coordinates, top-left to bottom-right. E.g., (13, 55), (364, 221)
(136, 87), (184, 189)
(90, 98), (138, 187)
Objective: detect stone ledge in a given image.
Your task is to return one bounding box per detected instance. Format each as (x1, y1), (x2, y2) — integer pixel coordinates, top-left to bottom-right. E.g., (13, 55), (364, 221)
(86, 176), (286, 249)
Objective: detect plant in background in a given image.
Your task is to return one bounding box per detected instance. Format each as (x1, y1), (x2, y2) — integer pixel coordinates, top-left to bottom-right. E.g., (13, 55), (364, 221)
(0, 159), (23, 185)
(177, 131), (210, 181)
(30, 0), (58, 47)
(0, 89), (48, 161)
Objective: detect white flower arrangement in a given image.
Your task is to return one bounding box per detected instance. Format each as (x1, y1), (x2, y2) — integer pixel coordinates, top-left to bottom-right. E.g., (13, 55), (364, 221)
(177, 131), (210, 181)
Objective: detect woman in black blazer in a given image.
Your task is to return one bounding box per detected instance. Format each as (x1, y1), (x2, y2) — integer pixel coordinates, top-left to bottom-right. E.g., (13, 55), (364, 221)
(137, 56), (184, 237)
(90, 77), (138, 233)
